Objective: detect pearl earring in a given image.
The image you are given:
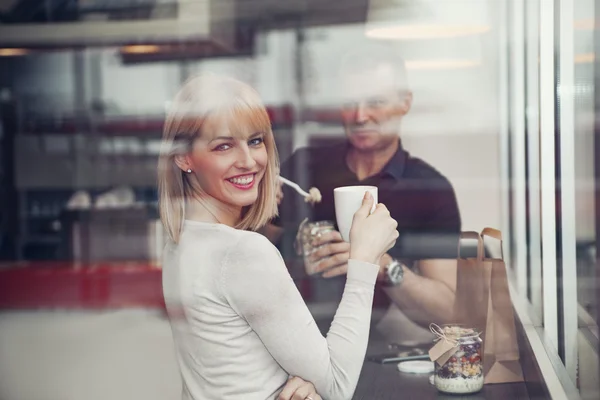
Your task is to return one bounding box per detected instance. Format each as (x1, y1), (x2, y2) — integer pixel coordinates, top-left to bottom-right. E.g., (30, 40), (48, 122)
(186, 169), (192, 173)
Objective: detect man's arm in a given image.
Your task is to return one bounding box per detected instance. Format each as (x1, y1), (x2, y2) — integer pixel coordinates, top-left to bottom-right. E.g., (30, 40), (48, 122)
(381, 183), (461, 328)
(309, 245), (458, 328)
(294, 173), (462, 329)
(306, 234), (459, 328)
(379, 254), (456, 328)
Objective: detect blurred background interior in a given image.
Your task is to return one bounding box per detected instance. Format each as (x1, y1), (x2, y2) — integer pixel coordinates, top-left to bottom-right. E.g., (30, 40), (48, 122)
(0, 0), (598, 399)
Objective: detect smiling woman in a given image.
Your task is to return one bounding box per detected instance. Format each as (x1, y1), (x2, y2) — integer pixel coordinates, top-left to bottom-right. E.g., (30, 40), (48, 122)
(157, 73), (399, 400)
(157, 74), (279, 242)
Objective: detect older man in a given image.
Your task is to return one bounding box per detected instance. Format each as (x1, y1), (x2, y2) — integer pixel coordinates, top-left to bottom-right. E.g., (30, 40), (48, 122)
(267, 45), (460, 342)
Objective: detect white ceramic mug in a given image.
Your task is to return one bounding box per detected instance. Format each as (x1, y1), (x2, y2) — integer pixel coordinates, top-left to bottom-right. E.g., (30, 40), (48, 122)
(333, 185), (378, 242)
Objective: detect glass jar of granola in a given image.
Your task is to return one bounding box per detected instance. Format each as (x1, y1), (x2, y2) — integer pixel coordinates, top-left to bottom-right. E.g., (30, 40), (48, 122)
(295, 219), (336, 275)
(433, 325), (484, 394)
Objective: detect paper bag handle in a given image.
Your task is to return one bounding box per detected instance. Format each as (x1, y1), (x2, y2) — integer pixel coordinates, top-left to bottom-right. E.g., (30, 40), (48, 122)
(458, 231), (484, 261)
(481, 227), (504, 260)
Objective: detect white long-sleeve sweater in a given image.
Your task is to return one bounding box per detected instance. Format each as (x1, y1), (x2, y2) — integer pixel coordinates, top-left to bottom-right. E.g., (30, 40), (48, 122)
(162, 220), (379, 400)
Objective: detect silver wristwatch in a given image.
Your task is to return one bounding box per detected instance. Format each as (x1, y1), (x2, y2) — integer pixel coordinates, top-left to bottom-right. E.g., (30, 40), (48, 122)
(383, 259), (404, 287)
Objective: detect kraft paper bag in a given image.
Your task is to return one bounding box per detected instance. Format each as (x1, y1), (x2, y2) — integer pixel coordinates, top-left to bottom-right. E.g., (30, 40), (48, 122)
(453, 232), (488, 334)
(453, 229), (524, 384)
(479, 228), (523, 384)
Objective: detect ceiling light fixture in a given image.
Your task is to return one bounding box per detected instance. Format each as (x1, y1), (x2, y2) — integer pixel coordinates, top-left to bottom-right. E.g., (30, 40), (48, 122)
(120, 45), (162, 54)
(575, 53), (595, 64)
(0, 48), (29, 56)
(406, 58), (481, 70)
(365, 0), (491, 40)
(574, 19), (595, 30)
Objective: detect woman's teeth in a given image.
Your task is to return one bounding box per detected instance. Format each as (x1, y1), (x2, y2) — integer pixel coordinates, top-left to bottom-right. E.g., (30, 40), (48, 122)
(228, 175), (254, 185)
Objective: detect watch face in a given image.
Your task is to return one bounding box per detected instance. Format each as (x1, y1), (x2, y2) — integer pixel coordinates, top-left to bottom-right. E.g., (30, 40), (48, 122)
(386, 261), (404, 286)
(391, 264), (402, 280)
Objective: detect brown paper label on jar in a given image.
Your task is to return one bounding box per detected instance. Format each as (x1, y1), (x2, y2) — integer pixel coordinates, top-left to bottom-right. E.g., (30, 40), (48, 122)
(429, 340), (459, 366)
(437, 346), (459, 367)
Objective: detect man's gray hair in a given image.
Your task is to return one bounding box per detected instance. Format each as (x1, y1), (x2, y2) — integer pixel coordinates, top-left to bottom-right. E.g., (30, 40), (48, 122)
(338, 42), (410, 92)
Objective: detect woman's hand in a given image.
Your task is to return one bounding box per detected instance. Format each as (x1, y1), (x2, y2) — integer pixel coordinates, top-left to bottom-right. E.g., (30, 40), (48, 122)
(349, 191), (399, 265)
(278, 376), (322, 400)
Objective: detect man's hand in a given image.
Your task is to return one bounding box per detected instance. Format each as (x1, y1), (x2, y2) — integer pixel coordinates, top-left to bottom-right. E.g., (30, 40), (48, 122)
(278, 376), (322, 400)
(308, 231), (393, 278)
(307, 230), (351, 278)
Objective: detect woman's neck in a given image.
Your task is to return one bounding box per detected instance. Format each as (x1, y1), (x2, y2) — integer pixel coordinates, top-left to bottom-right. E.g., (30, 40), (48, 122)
(185, 196), (241, 227)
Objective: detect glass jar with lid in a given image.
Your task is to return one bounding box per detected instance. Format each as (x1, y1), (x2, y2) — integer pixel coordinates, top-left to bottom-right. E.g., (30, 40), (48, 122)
(433, 325), (484, 394)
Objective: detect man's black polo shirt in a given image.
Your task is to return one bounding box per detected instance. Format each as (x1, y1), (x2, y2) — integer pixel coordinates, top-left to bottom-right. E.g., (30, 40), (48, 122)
(274, 139), (462, 264)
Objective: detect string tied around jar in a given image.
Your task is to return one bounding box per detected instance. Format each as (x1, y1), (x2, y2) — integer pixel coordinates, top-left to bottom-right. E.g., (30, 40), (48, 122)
(429, 323), (459, 347)
(430, 323), (481, 343)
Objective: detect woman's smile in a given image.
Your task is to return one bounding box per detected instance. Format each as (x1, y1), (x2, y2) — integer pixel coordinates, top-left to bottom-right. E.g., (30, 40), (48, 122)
(226, 173), (257, 190)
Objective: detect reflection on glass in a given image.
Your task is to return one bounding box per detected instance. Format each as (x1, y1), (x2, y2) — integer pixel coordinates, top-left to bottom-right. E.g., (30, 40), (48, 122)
(573, 0), (599, 398)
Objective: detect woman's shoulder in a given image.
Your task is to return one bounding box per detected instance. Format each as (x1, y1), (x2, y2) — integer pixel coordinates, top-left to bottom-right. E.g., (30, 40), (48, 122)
(182, 221), (278, 257)
(220, 230), (289, 294)
(222, 230), (284, 273)
(227, 229), (280, 258)
(182, 220), (252, 241)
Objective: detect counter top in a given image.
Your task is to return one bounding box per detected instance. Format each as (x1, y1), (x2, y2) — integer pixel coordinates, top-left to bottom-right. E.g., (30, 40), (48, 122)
(355, 334), (530, 400)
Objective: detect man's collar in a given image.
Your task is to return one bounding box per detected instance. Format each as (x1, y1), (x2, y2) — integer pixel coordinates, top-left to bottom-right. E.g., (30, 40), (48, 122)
(382, 139), (407, 180)
(341, 138), (407, 181)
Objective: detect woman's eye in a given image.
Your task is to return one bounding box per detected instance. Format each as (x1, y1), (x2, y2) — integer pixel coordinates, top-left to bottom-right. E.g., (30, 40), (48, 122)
(215, 143), (232, 151)
(249, 137), (264, 146)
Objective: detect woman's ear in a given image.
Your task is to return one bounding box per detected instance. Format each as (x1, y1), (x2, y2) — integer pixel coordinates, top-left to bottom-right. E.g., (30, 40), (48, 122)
(174, 154), (191, 173)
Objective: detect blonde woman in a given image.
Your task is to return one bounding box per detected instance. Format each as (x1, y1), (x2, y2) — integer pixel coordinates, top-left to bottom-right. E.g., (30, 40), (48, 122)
(158, 74), (398, 400)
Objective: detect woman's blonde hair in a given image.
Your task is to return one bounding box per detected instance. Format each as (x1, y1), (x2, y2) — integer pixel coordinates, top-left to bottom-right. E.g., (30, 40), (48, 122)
(158, 74), (279, 243)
